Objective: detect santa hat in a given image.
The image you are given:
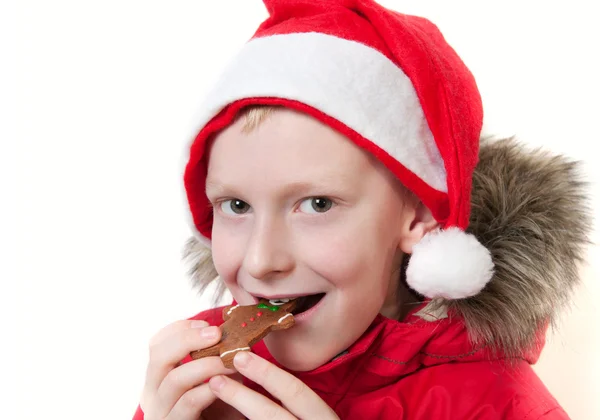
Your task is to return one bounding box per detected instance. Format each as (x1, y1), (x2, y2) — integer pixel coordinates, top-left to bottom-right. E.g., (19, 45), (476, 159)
(183, 0), (494, 300)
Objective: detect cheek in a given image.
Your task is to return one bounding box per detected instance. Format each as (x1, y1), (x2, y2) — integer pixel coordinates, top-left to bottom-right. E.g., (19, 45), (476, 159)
(210, 219), (248, 284)
(300, 217), (395, 292)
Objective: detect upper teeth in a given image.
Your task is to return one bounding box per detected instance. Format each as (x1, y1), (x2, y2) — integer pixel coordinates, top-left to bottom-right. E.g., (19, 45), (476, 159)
(268, 298), (294, 305)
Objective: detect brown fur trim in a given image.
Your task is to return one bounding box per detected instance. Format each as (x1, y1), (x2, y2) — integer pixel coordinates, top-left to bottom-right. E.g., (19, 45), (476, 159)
(182, 237), (224, 306)
(438, 137), (593, 357)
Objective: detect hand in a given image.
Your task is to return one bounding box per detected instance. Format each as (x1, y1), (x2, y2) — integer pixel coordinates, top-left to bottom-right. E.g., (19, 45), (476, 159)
(139, 319), (238, 420)
(208, 351), (340, 420)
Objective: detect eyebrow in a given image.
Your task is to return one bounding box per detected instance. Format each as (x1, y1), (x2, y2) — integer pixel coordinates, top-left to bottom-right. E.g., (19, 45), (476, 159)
(205, 179), (242, 200)
(205, 176), (354, 199)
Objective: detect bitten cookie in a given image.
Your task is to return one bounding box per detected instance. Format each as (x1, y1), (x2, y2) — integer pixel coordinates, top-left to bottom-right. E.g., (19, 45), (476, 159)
(190, 298), (297, 368)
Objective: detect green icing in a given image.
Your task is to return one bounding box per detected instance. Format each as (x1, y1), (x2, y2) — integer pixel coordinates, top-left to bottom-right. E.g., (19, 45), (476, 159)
(257, 302), (280, 311)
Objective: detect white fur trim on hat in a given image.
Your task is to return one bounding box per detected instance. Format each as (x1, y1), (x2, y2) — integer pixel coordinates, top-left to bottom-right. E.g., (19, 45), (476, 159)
(189, 32), (447, 193)
(406, 227), (494, 299)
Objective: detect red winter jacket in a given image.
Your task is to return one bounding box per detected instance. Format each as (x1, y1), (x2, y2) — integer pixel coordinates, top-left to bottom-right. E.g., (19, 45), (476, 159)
(132, 302), (568, 420)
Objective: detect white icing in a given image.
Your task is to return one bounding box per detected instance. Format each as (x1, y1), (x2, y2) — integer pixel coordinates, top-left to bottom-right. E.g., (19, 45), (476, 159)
(221, 347), (251, 358)
(226, 305), (239, 315)
(278, 313), (293, 324)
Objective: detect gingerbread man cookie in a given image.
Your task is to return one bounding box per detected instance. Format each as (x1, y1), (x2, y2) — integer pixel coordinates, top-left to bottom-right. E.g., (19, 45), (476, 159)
(190, 298), (297, 368)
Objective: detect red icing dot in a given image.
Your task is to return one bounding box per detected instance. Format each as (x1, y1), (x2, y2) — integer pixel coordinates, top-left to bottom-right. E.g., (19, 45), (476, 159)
(250, 317), (255, 321)
(241, 322), (247, 327)
(257, 312), (263, 317)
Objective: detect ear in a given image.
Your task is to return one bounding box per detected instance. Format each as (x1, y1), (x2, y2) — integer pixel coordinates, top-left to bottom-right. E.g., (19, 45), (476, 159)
(398, 201), (439, 254)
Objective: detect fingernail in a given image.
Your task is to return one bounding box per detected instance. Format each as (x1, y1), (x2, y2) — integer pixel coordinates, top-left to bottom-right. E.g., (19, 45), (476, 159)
(234, 351), (252, 368)
(210, 375), (226, 391)
(201, 326), (219, 339)
(191, 320), (208, 328)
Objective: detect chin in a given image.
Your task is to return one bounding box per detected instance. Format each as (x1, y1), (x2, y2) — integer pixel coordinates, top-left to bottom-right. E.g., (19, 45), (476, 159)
(263, 329), (336, 372)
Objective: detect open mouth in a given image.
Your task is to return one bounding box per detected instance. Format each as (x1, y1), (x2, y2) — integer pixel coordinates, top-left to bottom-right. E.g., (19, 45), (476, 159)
(290, 293), (326, 315)
(256, 293), (326, 315)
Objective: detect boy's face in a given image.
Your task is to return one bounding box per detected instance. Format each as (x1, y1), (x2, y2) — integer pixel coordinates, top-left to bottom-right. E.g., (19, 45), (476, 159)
(206, 108), (415, 371)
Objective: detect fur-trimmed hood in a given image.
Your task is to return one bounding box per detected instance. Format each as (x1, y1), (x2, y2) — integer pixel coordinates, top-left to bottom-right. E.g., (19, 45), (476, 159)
(445, 137), (592, 356)
(183, 137), (593, 357)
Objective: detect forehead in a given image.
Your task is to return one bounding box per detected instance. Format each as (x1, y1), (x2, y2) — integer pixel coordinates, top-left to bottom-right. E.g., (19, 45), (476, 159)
(206, 108), (378, 183)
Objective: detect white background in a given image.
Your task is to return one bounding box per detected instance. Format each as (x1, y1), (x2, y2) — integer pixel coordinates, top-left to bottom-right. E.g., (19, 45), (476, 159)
(2, 1), (599, 419)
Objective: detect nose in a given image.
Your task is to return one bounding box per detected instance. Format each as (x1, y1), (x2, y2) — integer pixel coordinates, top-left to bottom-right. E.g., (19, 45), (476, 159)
(243, 216), (294, 280)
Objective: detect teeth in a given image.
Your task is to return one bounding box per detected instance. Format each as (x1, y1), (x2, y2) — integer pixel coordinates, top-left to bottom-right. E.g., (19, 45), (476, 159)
(268, 298), (294, 306)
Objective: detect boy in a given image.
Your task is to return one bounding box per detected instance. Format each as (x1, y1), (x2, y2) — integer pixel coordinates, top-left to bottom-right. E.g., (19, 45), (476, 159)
(134, 1), (591, 418)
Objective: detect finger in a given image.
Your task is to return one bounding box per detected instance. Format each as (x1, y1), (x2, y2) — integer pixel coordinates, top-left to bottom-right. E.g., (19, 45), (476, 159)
(145, 323), (222, 397)
(233, 352), (338, 419)
(157, 357), (236, 414)
(165, 383), (216, 420)
(141, 320), (210, 413)
(149, 319), (208, 347)
(209, 374), (296, 420)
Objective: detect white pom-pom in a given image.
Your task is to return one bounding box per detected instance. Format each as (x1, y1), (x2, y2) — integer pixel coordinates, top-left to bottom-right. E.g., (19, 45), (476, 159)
(406, 227), (494, 299)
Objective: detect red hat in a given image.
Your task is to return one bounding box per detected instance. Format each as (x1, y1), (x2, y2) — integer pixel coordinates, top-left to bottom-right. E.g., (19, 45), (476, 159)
(183, 0), (494, 300)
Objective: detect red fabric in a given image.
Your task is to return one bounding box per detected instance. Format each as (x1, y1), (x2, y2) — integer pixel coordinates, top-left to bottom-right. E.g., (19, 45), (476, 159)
(184, 0), (482, 242)
(132, 405), (143, 420)
(256, 0), (482, 231)
(133, 305), (569, 419)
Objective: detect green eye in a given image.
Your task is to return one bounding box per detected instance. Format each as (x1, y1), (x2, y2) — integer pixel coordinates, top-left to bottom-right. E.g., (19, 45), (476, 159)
(299, 197), (333, 213)
(221, 199), (250, 215)
(312, 197), (332, 212)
